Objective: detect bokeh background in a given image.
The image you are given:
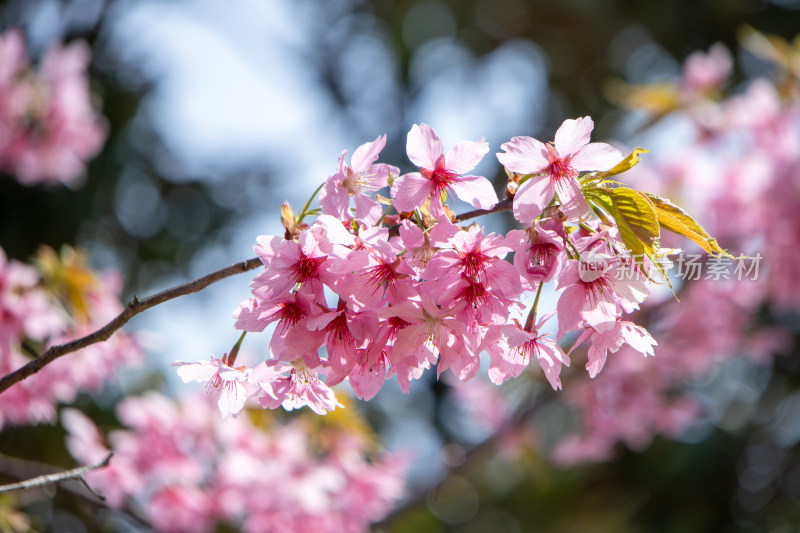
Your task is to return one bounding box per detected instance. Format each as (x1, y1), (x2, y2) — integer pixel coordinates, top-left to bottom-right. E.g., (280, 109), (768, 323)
(2, 0), (800, 531)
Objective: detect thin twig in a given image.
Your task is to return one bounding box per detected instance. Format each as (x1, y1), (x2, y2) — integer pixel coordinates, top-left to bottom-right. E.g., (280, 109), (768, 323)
(0, 452), (150, 527)
(453, 198), (513, 223)
(0, 453), (113, 497)
(0, 257), (263, 396)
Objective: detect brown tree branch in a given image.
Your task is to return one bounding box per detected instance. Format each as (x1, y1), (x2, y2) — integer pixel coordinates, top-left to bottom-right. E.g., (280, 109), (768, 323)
(0, 200), (514, 396)
(0, 257), (263, 396)
(0, 453), (112, 496)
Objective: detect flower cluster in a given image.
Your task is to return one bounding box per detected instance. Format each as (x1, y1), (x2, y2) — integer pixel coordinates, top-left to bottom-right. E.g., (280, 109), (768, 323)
(0, 246), (142, 428)
(0, 28), (106, 186)
(178, 118), (695, 418)
(553, 36), (799, 465)
(64, 393), (407, 533)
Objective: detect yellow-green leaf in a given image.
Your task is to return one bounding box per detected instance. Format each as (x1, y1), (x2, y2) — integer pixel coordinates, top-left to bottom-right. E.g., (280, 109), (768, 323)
(608, 187), (660, 249)
(609, 187), (668, 286)
(597, 147), (650, 179)
(644, 193), (729, 256)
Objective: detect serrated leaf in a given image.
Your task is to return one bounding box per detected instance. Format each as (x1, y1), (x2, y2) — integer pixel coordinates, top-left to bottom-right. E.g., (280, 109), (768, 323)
(597, 148), (650, 179)
(609, 187), (660, 248)
(644, 193), (730, 256)
(610, 188), (670, 288)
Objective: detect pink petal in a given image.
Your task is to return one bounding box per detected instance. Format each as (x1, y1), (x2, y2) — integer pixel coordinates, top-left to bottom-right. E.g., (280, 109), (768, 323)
(582, 297), (618, 332)
(556, 177), (591, 219)
(554, 117), (594, 158)
(355, 194), (383, 225)
(556, 285), (585, 333)
(586, 343), (608, 378)
(390, 172), (433, 212)
(512, 175), (554, 223)
(446, 138), (489, 174)
(497, 136), (549, 173)
(218, 380), (248, 418)
(452, 174), (499, 210)
(406, 123), (443, 169)
(350, 134), (386, 171)
(174, 361), (220, 383)
(539, 336), (569, 366)
(483, 259), (523, 299)
(621, 322), (657, 356)
(571, 142), (622, 172)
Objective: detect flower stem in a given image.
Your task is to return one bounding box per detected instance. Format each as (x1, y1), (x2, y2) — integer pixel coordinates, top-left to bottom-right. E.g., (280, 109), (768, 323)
(525, 281), (545, 332)
(296, 182), (325, 225)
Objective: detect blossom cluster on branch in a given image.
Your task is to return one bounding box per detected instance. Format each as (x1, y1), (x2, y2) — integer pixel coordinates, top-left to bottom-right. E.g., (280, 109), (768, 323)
(175, 117), (721, 419)
(552, 34), (799, 464)
(63, 394), (407, 533)
(0, 246), (142, 428)
(0, 28), (106, 187)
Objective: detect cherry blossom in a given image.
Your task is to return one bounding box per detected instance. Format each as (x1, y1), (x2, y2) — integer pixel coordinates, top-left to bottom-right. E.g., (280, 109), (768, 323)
(320, 135), (399, 220)
(391, 123), (498, 220)
(497, 117), (621, 223)
(0, 28), (106, 186)
(173, 356), (253, 418)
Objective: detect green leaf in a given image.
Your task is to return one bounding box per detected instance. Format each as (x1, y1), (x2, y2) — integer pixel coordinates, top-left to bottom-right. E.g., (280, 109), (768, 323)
(608, 187), (660, 251)
(644, 193), (730, 256)
(597, 147), (649, 179)
(611, 187), (672, 287)
(585, 186), (675, 291)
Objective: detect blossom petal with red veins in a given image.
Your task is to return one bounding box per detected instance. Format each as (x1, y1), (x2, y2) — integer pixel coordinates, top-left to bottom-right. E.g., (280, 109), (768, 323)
(571, 142), (623, 172)
(350, 356), (387, 400)
(536, 338), (568, 390)
(554, 116), (594, 157)
(406, 123), (443, 169)
(557, 285), (586, 333)
(446, 139), (489, 174)
(452, 174), (499, 210)
(512, 175), (554, 223)
(218, 380), (248, 418)
(497, 136), (549, 173)
(582, 297), (618, 333)
(390, 172), (432, 212)
(350, 134), (386, 171)
(586, 343), (609, 379)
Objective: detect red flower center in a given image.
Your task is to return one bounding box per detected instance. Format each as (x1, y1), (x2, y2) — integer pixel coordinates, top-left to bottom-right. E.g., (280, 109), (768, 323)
(546, 143), (577, 182)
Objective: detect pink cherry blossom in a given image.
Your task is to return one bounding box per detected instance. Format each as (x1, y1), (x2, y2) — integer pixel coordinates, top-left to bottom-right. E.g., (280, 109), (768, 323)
(423, 224), (522, 301)
(556, 255), (649, 335)
(382, 291), (477, 380)
(250, 359), (344, 415)
(508, 218), (566, 287)
(391, 123), (498, 220)
(0, 29), (107, 187)
(497, 117), (621, 223)
(320, 135), (399, 220)
(173, 356), (252, 418)
(569, 319), (657, 378)
(481, 314), (569, 390)
(398, 219), (459, 272)
(250, 225), (340, 304)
